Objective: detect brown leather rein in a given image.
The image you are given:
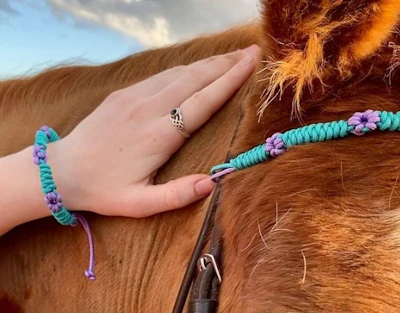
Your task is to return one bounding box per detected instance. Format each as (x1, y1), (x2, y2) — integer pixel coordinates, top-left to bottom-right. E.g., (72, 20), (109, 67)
(172, 184), (223, 313)
(172, 114), (242, 313)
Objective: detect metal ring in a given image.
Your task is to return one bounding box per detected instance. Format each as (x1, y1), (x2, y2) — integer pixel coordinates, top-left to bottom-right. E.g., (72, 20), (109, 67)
(197, 253), (222, 284)
(170, 108), (191, 139)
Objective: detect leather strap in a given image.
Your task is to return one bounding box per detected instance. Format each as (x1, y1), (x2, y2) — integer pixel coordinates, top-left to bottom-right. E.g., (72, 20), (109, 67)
(171, 184), (222, 313)
(189, 226), (222, 313)
(172, 93), (246, 313)
(189, 300), (217, 313)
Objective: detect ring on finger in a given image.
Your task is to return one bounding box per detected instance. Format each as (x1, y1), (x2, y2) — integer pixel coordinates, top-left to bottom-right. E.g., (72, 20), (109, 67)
(170, 108), (191, 139)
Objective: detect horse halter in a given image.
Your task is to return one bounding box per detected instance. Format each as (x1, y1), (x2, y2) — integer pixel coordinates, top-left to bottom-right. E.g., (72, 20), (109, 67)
(172, 109), (400, 313)
(171, 117), (239, 313)
(172, 184), (224, 313)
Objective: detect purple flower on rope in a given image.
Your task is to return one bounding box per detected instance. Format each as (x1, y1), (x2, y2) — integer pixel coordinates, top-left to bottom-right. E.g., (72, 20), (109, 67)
(45, 192), (63, 213)
(32, 144), (47, 165)
(265, 133), (286, 157)
(40, 126), (51, 139)
(348, 110), (380, 136)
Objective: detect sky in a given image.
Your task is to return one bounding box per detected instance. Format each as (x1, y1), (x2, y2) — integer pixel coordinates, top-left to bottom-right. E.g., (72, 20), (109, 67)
(0, 0), (260, 79)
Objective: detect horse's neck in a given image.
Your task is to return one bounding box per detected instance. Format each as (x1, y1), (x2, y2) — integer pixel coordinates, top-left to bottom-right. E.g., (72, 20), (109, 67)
(216, 79), (400, 312)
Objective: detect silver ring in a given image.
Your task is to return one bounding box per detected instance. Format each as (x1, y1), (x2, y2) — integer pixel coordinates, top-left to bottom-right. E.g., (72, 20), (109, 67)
(170, 108), (191, 139)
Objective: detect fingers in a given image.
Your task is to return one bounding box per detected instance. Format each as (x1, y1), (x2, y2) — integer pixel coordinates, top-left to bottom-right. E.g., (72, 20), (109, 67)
(114, 49), (242, 103)
(123, 174), (215, 217)
(115, 65), (188, 100)
(148, 46), (258, 115)
(160, 44), (261, 141)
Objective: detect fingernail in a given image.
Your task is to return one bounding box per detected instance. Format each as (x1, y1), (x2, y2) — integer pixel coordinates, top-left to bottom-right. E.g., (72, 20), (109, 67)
(195, 177), (216, 197)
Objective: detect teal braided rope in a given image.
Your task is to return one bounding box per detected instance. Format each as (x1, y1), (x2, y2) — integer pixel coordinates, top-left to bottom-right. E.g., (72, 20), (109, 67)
(377, 111), (400, 131)
(210, 110), (400, 178)
(211, 120), (352, 175)
(38, 164), (57, 193)
(210, 145), (268, 175)
(211, 163), (236, 172)
(281, 120), (349, 147)
(33, 127), (76, 226)
(230, 144), (269, 170)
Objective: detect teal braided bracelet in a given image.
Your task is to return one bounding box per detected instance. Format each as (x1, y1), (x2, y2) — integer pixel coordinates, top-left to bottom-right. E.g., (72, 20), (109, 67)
(33, 126), (96, 280)
(33, 126), (76, 225)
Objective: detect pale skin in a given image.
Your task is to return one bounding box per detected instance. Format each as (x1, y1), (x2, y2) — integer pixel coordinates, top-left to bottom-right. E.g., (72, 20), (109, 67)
(0, 44), (261, 236)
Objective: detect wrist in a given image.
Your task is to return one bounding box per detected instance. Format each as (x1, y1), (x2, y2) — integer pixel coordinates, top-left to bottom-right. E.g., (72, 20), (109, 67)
(31, 127), (85, 226)
(0, 147), (51, 235)
(45, 136), (89, 213)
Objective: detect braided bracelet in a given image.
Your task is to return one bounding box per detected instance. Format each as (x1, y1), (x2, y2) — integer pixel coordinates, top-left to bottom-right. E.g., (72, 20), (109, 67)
(33, 126), (96, 280)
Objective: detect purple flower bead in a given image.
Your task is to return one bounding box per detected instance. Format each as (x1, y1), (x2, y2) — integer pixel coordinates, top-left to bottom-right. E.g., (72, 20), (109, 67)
(266, 133), (286, 157)
(45, 192), (63, 213)
(40, 126), (51, 139)
(32, 144), (47, 165)
(348, 110), (380, 136)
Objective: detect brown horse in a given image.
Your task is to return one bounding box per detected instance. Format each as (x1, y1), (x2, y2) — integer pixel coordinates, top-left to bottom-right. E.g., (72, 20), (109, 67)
(2, 0), (400, 312)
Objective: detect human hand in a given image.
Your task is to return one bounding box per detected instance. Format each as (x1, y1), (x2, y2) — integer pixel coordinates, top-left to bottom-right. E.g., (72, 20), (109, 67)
(50, 45), (261, 218)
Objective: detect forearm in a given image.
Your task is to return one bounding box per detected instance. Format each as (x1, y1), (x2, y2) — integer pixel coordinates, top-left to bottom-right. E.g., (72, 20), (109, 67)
(0, 146), (51, 235)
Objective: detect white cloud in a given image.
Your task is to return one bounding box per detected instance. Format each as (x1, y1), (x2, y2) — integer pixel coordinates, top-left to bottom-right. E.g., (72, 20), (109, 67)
(48, 0), (260, 48)
(0, 0), (18, 14)
(103, 14), (171, 47)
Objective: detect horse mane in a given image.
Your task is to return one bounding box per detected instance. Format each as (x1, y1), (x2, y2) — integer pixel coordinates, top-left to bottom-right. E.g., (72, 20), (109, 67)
(258, 0), (400, 119)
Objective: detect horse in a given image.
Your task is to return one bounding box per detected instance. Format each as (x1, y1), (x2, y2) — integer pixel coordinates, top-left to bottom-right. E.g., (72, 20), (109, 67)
(1, 0), (400, 312)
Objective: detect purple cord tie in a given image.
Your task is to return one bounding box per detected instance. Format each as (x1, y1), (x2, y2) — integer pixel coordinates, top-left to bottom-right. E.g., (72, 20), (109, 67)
(211, 167), (236, 182)
(348, 110), (380, 136)
(75, 214), (96, 280)
(265, 133), (285, 157)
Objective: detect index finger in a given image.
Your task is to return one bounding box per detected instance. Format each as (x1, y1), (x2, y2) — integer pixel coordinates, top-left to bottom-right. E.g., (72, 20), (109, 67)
(116, 48), (245, 102)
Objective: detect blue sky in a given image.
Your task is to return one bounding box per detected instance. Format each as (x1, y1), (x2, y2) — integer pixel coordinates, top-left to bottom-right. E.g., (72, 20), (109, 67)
(0, 0), (143, 79)
(0, 0), (258, 79)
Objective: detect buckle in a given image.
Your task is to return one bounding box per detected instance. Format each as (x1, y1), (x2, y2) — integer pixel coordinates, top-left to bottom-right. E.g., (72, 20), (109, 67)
(197, 254), (222, 284)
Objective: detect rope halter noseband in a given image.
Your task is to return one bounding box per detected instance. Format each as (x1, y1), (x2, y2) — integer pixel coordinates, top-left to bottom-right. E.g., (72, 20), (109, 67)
(210, 110), (400, 181)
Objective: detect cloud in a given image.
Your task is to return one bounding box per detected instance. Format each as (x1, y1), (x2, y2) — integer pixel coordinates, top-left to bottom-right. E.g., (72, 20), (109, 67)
(0, 0), (19, 14)
(47, 0), (261, 48)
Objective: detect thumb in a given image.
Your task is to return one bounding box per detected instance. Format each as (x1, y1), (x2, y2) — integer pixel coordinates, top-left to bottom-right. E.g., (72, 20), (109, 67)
(129, 174), (216, 217)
